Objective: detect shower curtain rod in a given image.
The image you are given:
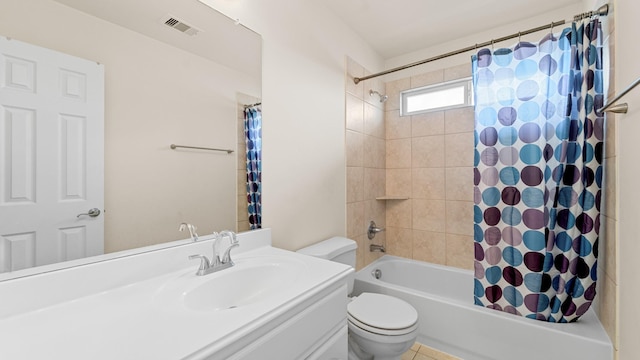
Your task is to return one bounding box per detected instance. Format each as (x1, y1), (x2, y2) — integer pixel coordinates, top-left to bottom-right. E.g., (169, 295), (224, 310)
(353, 4), (610, 85)
(244, 102), (262, 108)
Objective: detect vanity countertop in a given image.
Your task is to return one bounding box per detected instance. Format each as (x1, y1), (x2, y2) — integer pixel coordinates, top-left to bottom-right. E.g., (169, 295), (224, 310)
(0, 229), (351, 359)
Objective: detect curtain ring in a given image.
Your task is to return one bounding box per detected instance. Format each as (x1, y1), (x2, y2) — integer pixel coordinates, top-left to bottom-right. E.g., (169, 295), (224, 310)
(491, 39), (495, 52)
(518, 31), (522, 43)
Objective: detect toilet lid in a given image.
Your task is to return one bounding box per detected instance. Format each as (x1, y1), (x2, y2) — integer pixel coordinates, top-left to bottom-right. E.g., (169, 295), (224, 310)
(347, 293), (418, 332)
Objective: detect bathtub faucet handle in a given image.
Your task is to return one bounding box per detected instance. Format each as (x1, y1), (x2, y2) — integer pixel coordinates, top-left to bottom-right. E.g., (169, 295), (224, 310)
(368, 221), (385, 240)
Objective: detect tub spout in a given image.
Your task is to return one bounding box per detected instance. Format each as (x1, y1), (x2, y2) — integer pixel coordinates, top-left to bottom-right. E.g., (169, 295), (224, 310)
(370, 244), (386, 253)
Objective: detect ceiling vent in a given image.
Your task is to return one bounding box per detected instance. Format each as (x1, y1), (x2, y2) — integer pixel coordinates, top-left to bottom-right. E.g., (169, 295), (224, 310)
(161, 15), (199, 36)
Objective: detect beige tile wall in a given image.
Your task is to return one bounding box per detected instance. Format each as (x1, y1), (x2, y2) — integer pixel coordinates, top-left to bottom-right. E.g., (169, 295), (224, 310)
(384, 64), (475, 270)
(346, 57), (387, 270)
(345, 59), (476, 271)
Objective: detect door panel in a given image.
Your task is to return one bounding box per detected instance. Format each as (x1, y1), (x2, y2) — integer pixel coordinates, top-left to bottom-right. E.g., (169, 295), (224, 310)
(60, 113), (87, 200)
(2, 106), (36, 204)
(0, 37), (104, 273)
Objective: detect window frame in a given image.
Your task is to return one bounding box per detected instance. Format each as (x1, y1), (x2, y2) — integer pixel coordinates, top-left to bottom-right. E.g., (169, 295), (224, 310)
(400, 77), (474, 116)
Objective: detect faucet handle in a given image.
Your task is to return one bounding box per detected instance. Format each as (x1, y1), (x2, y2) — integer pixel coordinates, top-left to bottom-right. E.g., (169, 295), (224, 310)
(367, 221), (385, 240)
(219, 230), (238, 243)
(221, 242), (239, 264)
(218, 230), (239, 264)
(210, 232), (223, 266)
(179, 223), (199, 242)
(189, 254), (211, 274)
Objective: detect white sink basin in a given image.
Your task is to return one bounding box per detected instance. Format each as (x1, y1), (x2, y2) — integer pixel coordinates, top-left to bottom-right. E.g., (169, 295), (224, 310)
(155, 255), (307, 312)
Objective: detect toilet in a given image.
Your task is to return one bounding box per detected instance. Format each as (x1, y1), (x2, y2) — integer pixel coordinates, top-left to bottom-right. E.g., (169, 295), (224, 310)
(297, 237), (418, 360)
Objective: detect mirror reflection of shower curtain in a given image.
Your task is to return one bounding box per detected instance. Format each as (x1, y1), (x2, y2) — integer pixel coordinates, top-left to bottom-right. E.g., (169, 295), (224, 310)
(244, 105), (262, 229)
(472, 18), (605, 323)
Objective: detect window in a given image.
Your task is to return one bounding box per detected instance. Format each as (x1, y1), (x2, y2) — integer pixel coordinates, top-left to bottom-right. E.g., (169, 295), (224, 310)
(400, 77), (473, 116)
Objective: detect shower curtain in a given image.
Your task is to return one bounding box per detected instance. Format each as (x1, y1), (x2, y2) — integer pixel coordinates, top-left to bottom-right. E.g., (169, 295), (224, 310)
(472, 18), (605, 322)
(244, 106), (262, 229)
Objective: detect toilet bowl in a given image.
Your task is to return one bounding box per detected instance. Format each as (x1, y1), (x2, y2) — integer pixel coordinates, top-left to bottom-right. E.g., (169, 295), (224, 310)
(297, 237), (419, 360)
(347, 292), (418, 360)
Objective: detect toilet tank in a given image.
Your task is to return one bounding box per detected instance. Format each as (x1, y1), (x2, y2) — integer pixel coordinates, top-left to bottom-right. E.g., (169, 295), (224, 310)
(297, 237), (357, 266)
(297, 237), (357, 294)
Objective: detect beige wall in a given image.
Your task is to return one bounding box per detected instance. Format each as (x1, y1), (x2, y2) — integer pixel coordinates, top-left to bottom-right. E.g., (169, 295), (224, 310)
(0, 0), (260, 253)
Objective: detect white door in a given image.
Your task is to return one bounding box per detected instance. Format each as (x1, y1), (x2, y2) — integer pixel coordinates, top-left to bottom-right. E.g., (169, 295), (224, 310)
(0, 37), (104, 273)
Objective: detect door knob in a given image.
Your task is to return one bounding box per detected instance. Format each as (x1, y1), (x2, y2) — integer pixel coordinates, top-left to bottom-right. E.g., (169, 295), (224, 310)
(77, 208), (101, 218)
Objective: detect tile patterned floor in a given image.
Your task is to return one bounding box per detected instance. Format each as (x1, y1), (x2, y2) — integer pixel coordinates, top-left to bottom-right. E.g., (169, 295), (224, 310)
(402, 342), (462, 360)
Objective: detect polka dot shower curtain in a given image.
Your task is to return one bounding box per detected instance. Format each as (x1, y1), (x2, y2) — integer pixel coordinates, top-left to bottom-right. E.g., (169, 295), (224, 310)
(472, 18), (605, 322)
(244, 106), (262, 229)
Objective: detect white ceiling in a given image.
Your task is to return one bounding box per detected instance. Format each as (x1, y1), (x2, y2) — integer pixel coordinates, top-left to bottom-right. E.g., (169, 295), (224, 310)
(53, 0), (261, 79)
(323, 0), (584, 59)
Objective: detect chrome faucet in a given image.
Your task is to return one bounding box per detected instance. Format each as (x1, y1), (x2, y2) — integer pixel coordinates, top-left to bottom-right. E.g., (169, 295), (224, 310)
(188, 254), (212, 276)
(179, 222), (199, 242)
(188, 230), (239, 276)
(370, 244), (386, 253)
(367, 221), (385, 240)
(218, 230), (240, 264)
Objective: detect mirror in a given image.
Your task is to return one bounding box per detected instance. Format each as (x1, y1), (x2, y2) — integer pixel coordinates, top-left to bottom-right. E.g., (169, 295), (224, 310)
(0, 0), (261, 279)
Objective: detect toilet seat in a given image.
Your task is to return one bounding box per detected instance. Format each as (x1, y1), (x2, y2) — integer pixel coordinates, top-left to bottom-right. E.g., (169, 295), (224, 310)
(347, 293), (418, 336)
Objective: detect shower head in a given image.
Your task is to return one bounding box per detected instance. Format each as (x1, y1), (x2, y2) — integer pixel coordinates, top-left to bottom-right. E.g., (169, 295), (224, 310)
(369, 89), (388, 103)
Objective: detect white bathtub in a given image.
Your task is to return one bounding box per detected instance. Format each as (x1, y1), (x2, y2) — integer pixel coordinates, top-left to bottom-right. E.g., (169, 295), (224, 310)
(353, 255), (612, 360)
